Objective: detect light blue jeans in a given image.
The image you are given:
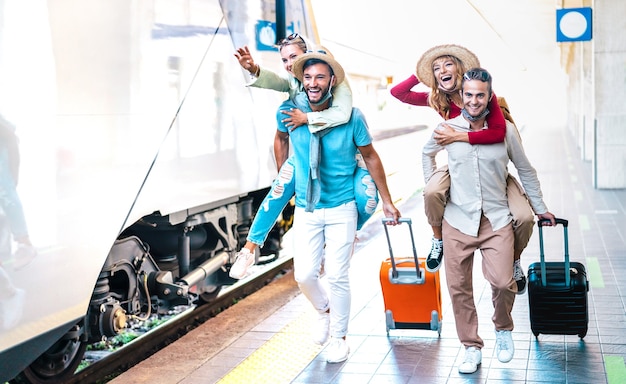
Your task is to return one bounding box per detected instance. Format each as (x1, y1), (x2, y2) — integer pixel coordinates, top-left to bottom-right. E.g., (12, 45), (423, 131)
(246, 154), (378, 246)
(0, 144), (28, 241)
(293, 201), (357, 338)
(0, 266), (15, 299)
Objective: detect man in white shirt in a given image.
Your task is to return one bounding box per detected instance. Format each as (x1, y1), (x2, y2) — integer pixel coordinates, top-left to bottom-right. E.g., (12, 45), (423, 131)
(422, 68), (556, 374)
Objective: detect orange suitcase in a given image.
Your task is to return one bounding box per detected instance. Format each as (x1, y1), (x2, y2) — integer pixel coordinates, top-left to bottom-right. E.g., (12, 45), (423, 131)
(379, 217), (443, 336)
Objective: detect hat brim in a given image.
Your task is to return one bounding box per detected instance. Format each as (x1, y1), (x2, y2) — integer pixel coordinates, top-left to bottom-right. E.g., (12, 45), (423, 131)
(415, 44), (480, 88)
(292, 49), (345, 85)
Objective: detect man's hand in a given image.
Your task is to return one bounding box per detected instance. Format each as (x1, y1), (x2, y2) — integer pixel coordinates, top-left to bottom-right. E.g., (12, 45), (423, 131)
(234, 46), (258, 75)
(537, 212), (556, 226)
(382, 202), (401, 225)
(281, 108), (308, 131)
(434, 123), (468, 145)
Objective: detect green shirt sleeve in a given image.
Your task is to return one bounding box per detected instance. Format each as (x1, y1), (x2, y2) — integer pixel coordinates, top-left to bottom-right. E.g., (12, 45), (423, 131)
(248, 67), (292, 93)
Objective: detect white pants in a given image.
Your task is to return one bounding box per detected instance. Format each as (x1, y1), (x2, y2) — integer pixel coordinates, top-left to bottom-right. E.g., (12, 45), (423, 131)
(293, 201), (357, 338)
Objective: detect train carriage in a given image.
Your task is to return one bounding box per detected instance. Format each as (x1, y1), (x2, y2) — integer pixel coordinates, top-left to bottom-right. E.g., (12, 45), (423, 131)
(0, 0), (317, 382)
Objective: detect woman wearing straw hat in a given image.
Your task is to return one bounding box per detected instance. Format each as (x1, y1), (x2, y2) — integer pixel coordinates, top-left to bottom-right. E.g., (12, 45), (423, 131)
(390, 44), (534, 294)
(229, 36), (379, 280)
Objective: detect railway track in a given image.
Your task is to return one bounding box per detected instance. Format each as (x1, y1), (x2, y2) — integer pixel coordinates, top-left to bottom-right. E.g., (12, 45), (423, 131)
(54, 128), (427, 384)
(65, 257), (294, 384)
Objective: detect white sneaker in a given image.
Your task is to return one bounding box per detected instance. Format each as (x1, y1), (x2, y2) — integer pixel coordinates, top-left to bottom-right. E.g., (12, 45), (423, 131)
(1, 288), (25, 330)
(313, 311), (330, 345)
(458, 346), (482, 374)
(229, 249), (254, 279)
(326, 337), (349, 363)
(13, 244), (37, 271)
(495, 330), (515, 363)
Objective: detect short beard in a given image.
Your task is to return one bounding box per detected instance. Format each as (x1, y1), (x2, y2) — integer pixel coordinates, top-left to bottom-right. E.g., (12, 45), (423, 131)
(310, 87), (333, 106)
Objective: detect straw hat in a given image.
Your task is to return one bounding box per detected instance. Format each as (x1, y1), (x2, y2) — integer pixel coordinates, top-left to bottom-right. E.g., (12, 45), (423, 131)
(415, 44), (480, 88)
(292, 47), (345, 85)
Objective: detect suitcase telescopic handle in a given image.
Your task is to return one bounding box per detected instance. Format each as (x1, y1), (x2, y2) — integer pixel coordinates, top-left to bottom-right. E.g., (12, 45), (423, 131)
(382, 217), (420, 280)
(537, 217), (570, 286)
(382, 217), (411, 225)
(538, 218), (568, 227)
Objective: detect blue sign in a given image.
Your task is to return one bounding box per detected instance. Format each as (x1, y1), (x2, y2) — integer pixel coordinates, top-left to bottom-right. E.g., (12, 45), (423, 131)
(557, 8), (592, 42)
(255, 21), (297, 51)
(255, 21), (278, 51)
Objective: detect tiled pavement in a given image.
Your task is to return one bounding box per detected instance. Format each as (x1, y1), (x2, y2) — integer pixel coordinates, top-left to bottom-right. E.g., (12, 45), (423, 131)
(115, 123), (626, 384)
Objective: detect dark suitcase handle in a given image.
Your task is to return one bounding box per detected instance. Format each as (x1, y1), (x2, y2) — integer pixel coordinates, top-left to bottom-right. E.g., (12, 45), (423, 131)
(382, 217), (421, 280)
(538, 218), (568, 227)
(537, 217), (570, 286)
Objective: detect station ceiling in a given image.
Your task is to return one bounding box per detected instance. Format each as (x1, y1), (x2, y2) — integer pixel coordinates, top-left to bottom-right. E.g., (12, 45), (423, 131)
(311, 0), (568, 126)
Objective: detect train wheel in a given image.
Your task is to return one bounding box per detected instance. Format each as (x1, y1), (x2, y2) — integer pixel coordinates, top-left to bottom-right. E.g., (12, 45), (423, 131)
(17, 324), (87, 384)
(199, 285), (223, 303)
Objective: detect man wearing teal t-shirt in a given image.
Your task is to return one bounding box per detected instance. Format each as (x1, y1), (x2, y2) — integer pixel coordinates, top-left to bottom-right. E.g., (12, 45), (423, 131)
(276, 49), (400, 363)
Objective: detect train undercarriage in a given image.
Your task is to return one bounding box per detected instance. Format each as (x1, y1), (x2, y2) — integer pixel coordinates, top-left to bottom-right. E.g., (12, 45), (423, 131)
(15, 188), (293, 384)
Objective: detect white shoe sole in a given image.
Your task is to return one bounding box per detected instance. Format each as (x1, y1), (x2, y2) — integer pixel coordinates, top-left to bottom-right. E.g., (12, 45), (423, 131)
(497, 353), (514, 363)
(459, 362), (481, 374)
(326, 349), (349, 363)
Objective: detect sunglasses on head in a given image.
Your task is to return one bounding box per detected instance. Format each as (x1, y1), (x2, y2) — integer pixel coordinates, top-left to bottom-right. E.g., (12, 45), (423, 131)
(305, 49), (327, 55)
(279, 32), (303, 46)
(463, 69), (491, 82)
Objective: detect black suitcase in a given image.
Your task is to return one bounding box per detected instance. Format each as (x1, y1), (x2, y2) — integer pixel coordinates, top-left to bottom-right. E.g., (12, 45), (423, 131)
(527, 218), (589, 338)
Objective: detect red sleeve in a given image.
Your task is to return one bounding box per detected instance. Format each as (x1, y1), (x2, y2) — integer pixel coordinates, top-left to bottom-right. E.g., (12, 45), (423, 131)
(467, 92), (506, 144)
(389, 74), (429, 107)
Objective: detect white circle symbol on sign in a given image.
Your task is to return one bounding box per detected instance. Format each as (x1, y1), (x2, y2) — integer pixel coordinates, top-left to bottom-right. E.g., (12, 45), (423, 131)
(560, 11), (588, 39)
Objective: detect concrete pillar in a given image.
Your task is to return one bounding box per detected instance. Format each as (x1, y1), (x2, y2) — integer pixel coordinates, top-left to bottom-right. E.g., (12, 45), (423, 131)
(593, 0), (626, 188)
(561, 0), (626, 189)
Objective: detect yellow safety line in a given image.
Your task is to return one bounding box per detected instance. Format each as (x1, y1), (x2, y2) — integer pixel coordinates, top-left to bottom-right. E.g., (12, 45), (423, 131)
(217, 312), (322, 384)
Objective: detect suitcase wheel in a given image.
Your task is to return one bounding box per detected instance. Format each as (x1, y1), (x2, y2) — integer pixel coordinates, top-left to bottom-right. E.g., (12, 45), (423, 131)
(430, 310), (442, 336)
(533, 329), (587, 339)
(385, 310), (395, 336)
(531, 330), (586, 338)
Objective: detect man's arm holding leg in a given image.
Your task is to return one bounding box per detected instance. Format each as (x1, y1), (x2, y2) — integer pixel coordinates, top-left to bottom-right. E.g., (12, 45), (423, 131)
(274, 130), (290, 171)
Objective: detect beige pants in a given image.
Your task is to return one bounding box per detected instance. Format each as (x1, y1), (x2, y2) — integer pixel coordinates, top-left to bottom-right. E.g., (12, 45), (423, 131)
(423, 165), (535, 259)
(443, 215), (517, 349)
